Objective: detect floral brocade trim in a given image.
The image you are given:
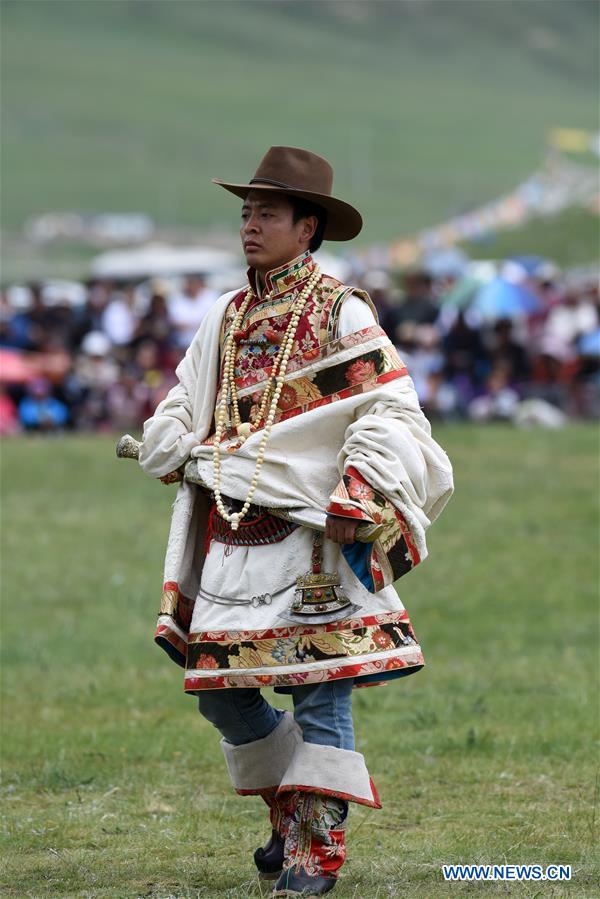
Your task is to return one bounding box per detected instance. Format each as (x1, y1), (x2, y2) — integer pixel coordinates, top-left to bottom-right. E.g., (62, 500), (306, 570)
(183, 651), (424, 692)
(153, 591), (425, 687)
(203, 351), (407, 446)
(155, 621), (187, 668)
(283, 793), (348, 876)
(187, 609), (413, 643)
(159, 581), (194, 631)
(186, 614), (419, 672)
(219, 257), (382, 392)
(219, 271), (350, 380)
(256, 250), (314, 300)
(277, 777), (382, 810)
(232, 323), (387, 392)
(327, 467), (422, 591)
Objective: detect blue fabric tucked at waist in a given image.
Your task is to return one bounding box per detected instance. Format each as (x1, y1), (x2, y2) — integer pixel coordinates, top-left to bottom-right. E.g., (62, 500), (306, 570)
(341, 540), (373, 590)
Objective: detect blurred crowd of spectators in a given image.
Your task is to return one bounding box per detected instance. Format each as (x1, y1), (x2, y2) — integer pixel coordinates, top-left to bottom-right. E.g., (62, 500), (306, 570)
(1, 264), (598, 436)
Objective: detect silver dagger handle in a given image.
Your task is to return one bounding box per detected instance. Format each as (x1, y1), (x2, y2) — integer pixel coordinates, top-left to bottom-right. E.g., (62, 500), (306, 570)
(116, 434), (141, 460)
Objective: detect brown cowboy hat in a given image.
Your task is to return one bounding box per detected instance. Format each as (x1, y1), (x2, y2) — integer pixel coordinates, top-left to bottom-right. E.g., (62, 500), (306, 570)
(212, 146), (362, 241)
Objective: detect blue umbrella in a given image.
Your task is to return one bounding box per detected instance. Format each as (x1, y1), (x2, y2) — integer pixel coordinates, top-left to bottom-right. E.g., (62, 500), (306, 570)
(506, 255), (555, 279)
(472, 277), (542, 320)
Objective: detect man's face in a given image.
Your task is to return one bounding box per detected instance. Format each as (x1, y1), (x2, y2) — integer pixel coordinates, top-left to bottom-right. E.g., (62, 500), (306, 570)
(240, 190), (316, 276)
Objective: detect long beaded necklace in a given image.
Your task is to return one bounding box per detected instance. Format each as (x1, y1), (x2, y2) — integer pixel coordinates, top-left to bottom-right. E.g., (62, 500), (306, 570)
(212, 264), (322, 531)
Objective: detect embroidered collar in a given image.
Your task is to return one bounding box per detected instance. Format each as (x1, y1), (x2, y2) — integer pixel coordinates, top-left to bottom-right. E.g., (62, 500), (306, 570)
(247, 251), (315, 301)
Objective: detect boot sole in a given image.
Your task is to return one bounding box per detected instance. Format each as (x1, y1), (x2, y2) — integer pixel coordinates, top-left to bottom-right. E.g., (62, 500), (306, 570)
(258, 870), (282, 881)
(272, 892), (324, 898)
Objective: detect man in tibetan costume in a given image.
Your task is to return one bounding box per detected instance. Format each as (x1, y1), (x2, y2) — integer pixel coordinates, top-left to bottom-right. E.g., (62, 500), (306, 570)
(138, 147), (454, 896)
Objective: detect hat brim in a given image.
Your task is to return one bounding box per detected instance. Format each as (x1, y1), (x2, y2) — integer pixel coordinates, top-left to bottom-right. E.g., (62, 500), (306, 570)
(212, 179), (362, 241)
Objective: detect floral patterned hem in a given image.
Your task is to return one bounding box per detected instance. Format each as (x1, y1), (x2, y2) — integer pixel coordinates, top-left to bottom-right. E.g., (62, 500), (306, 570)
(182, 648), (424, 692)
(154, 588), (425, 690)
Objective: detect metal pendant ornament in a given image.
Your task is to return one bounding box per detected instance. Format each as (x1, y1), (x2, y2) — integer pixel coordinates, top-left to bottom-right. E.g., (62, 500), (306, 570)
(283, 530), (361, 625)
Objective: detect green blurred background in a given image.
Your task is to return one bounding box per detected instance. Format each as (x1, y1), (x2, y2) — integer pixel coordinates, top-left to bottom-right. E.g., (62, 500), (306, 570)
(2, 0), (599, 278)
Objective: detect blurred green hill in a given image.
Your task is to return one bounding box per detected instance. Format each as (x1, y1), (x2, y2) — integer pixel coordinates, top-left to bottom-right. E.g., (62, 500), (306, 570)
(461, 207), (599, 269)
(2, 0), (598, 245)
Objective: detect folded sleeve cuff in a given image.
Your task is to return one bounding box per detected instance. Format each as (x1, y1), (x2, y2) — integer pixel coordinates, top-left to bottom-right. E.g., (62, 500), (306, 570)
(329, 466), (422, 592)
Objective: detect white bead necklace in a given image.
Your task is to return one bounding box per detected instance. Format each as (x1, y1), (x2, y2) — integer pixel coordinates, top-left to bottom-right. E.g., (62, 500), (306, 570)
(212, 264), (321, 530)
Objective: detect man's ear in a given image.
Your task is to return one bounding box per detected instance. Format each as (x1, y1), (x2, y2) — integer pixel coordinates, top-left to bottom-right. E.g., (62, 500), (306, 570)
(298, 215), (318, 245)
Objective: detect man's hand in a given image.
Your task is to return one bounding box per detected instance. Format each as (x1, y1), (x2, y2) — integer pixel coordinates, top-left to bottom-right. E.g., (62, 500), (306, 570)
(325, 514), (360, 544)
(159, 469), (183, 485)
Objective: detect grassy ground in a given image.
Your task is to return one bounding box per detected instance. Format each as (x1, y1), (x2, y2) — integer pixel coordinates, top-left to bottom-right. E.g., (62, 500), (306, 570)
(1, 426), (598, 897)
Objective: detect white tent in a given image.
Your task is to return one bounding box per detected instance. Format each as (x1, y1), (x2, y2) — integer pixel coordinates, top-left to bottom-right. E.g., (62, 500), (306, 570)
(91, 244), (240, 280)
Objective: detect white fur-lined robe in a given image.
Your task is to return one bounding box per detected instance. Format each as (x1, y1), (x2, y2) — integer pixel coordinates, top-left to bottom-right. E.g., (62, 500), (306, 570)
(139, 262), (453, 692)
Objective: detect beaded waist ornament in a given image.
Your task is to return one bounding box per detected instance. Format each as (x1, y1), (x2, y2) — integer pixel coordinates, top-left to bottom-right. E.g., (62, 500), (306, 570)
(207, 499), (298, 547)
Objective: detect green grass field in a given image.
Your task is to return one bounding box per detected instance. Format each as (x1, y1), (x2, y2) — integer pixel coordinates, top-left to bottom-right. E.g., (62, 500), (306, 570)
(2, 0), (598, 246)
(1, 426), (598, 897)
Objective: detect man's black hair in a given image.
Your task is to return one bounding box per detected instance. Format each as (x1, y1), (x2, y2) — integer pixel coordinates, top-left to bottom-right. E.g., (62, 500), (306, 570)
(289, 196), (328, 253)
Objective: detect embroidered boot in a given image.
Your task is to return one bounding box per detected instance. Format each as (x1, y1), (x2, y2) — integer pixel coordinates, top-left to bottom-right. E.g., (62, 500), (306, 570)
(218, 710), (303, 880)
(272, 791), (348, 896)
(272, 741), (382, 896)
(254, 787), (294, 880)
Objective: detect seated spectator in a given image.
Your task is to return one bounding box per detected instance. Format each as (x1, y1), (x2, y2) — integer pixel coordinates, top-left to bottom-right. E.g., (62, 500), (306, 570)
(73, 331), (119, 430)
(487, 318), (531, 385)
(133, 291), (178, 370)
(4, 283), (50, 351)
(44, 299), (79, 352)
(443, 309), (489, 388)
(383, 269), (439, 344)
(0, 385), (19, 435)
(168, 274), (219, 349)
(106, 364), (153, 431)
(18, 377), (68, 432)
(468, 363), (520, 422)
(132, 339), (177, 409)
(526, 335), (572, 411)
(440, 309), (490, 414)
(34, 333), (72, 385)
(572, 303), (600, 418)
(73, 279), (113, 346)
(543, 289), (598, 352)
(404, 324), (445, 412)
(101, 282), (138, 347)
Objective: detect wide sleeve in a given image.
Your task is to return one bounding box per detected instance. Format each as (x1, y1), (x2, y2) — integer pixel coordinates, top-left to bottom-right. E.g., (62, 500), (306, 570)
(327, 364), (454, 591)
(138, 377), (203, 478)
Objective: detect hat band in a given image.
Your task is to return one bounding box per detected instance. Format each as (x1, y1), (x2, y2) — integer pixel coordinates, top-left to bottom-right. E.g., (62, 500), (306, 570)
(249, 177), (297, 189)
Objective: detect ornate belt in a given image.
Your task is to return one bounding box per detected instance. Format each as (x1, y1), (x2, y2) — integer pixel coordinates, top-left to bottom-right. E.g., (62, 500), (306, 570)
(207, 499), (298, 547)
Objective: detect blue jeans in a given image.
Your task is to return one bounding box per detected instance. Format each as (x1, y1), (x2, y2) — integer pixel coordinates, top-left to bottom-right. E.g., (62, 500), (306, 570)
(197, 680), (355, 750)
